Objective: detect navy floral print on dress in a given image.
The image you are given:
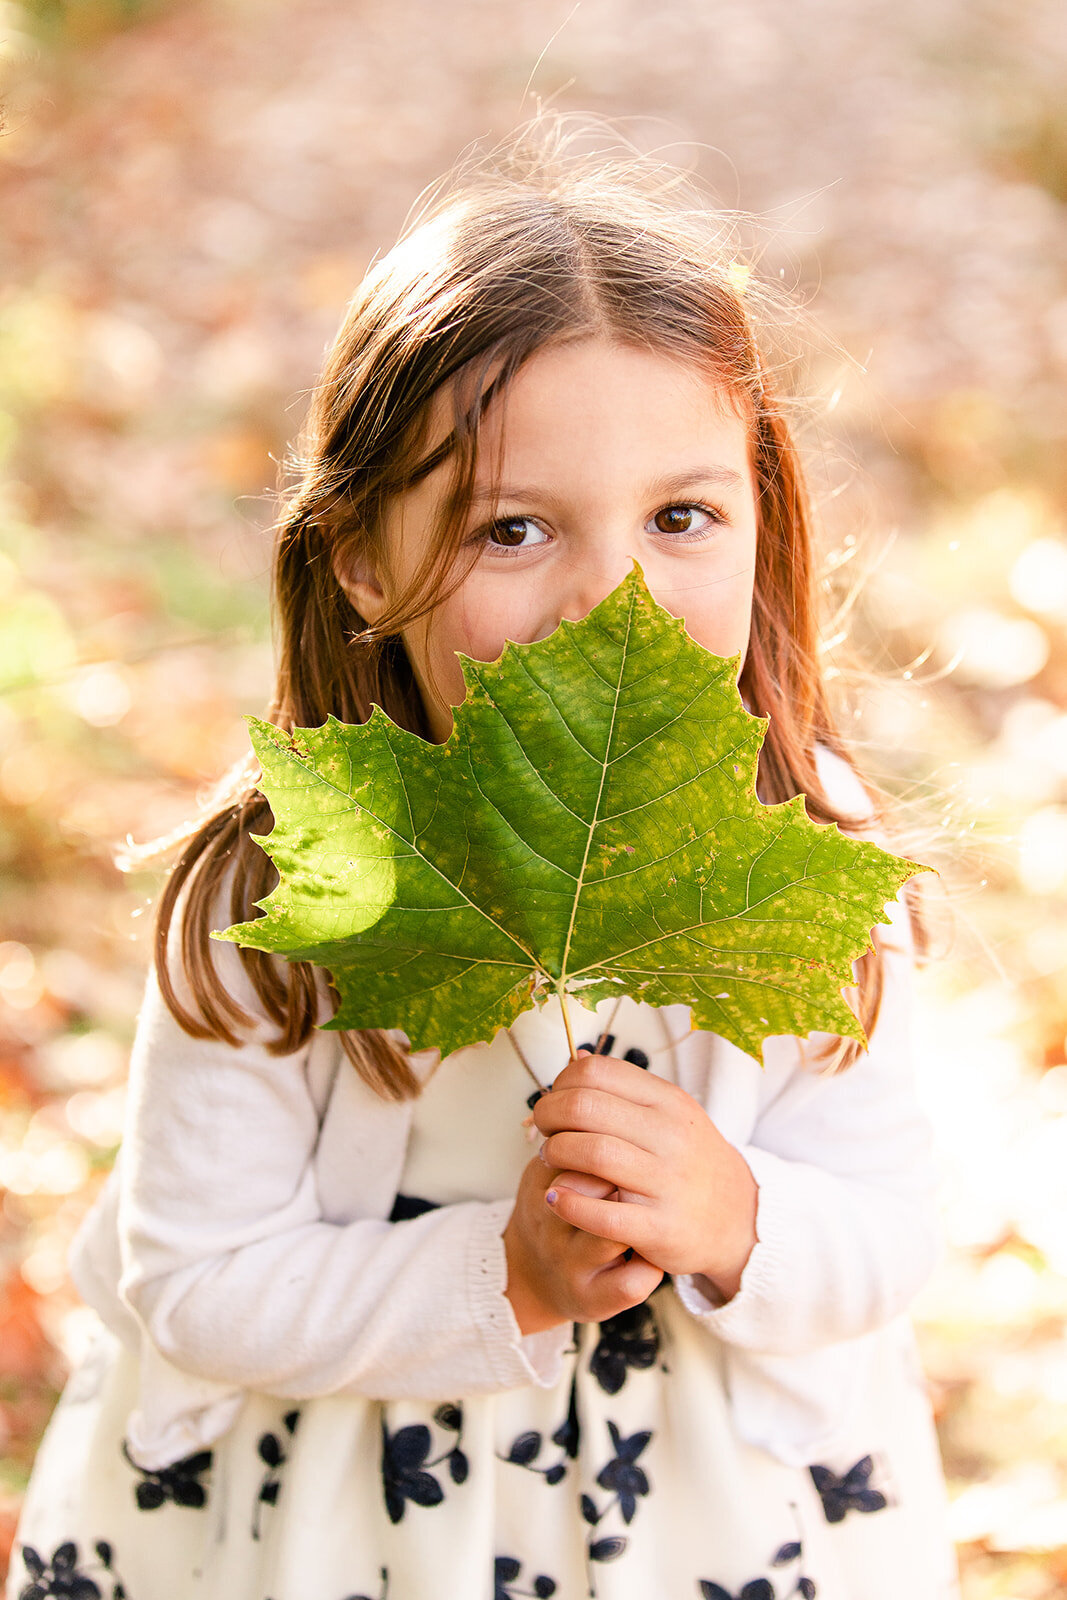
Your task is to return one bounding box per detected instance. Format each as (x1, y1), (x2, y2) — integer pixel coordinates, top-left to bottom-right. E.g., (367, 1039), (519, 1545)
(697, 1530), (818, 1598)
(595, 1421), (652, 1525)
(499, 1371), (581, 1487)
(575, 1417), (655, 1588)
(699, 1576), (818, 1600)
(700, 1583), (775, 1600)
(808, 1456), (888, 1523)
(553, 1370), (580, 1461)
(380, 1404), (468, 1524)
(120, 1438), (212, 1510)
(698, 1582), (817, 1600)
(494, 1555), (558, 1598)
(577, 1033), (649, 1070)
(252, 1407), (302, 1539)
(387, 1193), (440, 1222)
(17, 1539), (128, 1600)
(500, 1362), (582, 1488)
(589, 1301), (662, 1394)
(501, 1429), (568, 1486)
(771, 1533), (818, 1598)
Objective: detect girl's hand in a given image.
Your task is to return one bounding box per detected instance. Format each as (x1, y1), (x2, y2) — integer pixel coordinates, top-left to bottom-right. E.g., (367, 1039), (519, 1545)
(502, 1150), (664, 1335)
(533, 1051), (759, 1302)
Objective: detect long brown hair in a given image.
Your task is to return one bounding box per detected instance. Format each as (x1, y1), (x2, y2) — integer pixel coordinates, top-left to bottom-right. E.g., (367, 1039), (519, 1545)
(151, 129), (908, 1098)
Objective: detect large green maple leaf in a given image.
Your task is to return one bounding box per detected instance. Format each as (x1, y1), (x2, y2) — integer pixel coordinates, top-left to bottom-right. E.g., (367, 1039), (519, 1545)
(216, 568), (925, 1061)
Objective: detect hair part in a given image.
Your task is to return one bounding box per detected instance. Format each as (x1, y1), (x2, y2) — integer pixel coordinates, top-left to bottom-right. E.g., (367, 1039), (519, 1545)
(146, 126), (915, 1095)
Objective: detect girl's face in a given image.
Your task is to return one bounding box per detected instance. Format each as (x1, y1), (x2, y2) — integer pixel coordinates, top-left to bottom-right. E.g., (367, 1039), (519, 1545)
(344, 338), (759, 742)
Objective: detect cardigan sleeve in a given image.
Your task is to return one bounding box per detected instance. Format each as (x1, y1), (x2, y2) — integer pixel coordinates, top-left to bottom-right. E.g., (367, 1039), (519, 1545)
(111, 928), (573, 1433)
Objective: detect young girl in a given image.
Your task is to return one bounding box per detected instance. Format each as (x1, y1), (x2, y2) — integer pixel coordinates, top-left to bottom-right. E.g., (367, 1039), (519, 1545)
(7, 138), (959, 1600)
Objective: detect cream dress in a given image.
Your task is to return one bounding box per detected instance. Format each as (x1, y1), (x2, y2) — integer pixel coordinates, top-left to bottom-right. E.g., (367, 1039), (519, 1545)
(7, 1005), (958, 1600)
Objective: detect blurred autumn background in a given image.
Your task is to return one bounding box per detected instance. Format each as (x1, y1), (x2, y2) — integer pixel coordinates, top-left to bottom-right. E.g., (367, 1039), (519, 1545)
(0, 0), (1066, 1591)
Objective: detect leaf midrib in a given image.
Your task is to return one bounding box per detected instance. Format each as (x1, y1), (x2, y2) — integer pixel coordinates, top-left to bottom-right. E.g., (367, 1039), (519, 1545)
(557, 582), (635, 990)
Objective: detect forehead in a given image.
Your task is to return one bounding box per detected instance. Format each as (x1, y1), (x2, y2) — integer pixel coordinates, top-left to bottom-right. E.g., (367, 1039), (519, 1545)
(418, 336), (754, 497)
(483, 338), (751, 474)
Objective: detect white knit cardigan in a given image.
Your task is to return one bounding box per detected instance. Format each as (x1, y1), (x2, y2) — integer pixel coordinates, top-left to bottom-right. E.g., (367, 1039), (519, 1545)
(68, 749), (940, 1474)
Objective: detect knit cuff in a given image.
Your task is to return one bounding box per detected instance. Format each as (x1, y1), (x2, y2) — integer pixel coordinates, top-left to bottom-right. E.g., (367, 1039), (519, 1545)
(466, 1198), (573, 1388)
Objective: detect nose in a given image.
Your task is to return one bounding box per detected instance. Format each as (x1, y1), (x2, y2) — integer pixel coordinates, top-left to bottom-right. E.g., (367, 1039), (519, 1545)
(555, 546), (634, 624)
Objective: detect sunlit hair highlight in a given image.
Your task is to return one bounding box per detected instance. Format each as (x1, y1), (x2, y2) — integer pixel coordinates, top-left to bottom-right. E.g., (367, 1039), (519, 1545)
(147, 124), (912, 1098)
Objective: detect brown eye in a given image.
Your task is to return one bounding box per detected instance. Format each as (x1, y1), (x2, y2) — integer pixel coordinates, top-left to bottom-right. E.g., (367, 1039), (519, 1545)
(490, 517), (533, 547)
(482, 516), (549, 555)
(653, 505), (695, 534)
(649, 504), (724, 541)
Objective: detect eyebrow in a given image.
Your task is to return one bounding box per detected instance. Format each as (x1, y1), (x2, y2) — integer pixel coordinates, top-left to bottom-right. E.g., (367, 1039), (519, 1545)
(469, 464), (747, 504)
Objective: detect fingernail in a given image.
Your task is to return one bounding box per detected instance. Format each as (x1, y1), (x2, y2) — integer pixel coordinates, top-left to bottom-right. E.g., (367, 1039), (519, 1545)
(546, 1189), (558, 1204)
(538, 1144), (549, 1163)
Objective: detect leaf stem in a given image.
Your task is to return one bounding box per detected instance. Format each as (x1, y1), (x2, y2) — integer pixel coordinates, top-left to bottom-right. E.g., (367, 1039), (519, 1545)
(558, 988), (577, 1062)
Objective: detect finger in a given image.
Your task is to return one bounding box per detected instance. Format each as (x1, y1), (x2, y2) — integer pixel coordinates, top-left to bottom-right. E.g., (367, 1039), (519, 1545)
(549, 1170), (618, 1201)
(575, 1263), (665, 1325)
(534, 1084), (665, 1153)
(593, 1258), (666, 1314)
(541, 1130), (657, 1197)
(552, 1052), (671, 1108)
(543, 1173), (626, 1262)
(544, 1185), (654, 1249)
(594, 1247), (660, 1277)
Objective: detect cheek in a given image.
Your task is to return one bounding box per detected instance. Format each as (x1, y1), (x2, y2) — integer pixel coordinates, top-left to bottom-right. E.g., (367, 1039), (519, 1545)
(433, 585), (546, 668)
(677, 565), (757, 665)
(414, 590), (520, 709)
(415, 618), (468, 706)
